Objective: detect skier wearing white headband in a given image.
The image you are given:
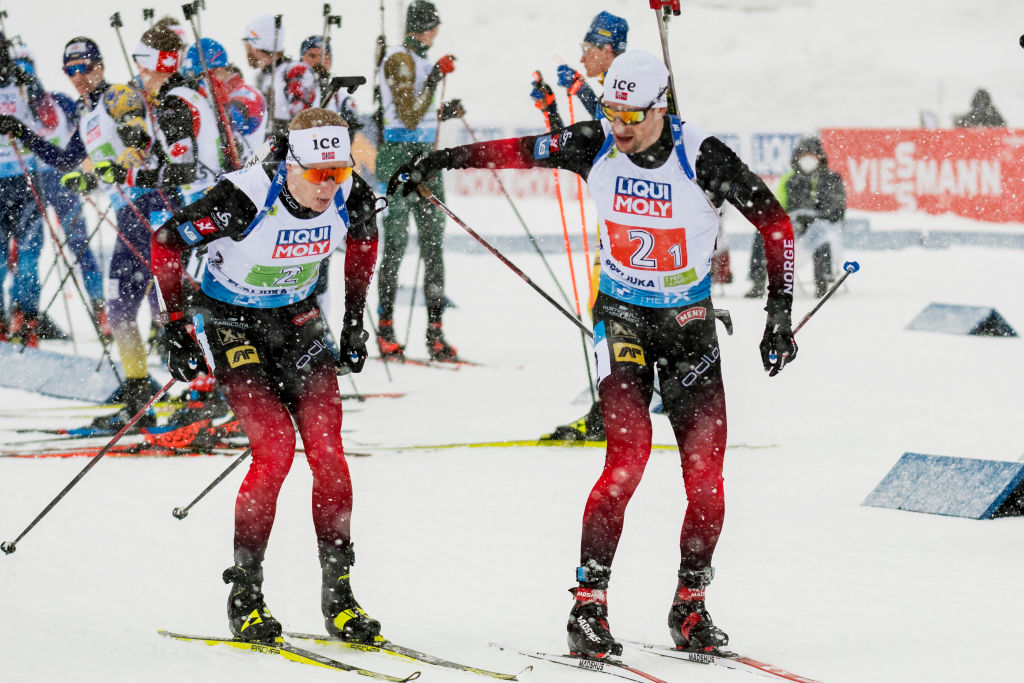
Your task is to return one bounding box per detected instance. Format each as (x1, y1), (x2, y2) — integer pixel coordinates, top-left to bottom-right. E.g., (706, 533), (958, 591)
(390, 49), (798, 658)
(150, 108), (383, 645)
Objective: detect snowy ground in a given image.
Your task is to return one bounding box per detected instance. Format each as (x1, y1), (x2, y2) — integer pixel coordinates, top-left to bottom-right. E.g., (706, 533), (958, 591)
(3, 1), (1024, 681)
(3, 213), (1024, 682)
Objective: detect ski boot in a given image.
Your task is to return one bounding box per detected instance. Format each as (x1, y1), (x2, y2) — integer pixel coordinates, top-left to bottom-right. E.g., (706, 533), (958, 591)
(425, 322), (458, 361)
(541, 401), (605, 442)
(319, 543), (381, 643)
(376, 319), (405, 359)
(667, 567), (729, 652)
(567, 561), (621, 658)
(91, 377), (158, 432)
(223, 564), (282, 642)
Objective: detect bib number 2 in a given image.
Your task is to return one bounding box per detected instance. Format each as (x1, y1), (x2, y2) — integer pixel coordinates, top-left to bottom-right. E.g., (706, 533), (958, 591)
(606, 220), (688, 271)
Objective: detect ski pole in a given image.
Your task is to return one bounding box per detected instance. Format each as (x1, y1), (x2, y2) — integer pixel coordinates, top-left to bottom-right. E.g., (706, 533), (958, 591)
(9, 146), (121, 377)
(416, 185), (592, 339)
(793, 260), (860, 335)
(182, 2), (241, 171)
(320, 4), (341, 73)
(172, 447), (251, 520)
(648, 0), (682, 116)
(1, 378), (176, 555)
(109, 13), (140, 89)
(364, 306), (394, 382)
(265, 14), (282, 140)
(458, 115), (573, 310)
(402, 254), (421, 350)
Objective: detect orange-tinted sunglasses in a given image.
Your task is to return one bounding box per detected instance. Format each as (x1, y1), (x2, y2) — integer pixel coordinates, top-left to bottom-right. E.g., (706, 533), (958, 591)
(300, 166), (353, 184)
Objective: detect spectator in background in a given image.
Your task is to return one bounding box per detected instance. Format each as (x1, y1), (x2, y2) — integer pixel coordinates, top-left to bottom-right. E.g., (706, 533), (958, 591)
(954, 89), (1005, 128)
(746, 136), (845, 299)
(376, 0), (464, 362)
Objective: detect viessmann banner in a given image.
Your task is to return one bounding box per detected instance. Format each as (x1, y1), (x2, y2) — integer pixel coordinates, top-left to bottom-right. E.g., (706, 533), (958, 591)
(821, 128), (1024, 223)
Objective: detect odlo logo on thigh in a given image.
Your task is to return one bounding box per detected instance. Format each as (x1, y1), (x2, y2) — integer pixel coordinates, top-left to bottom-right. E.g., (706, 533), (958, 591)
(227, 345), (260, 368)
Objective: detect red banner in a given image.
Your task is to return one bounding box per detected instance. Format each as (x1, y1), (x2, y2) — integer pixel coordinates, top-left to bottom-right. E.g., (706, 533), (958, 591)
(820, 128), (1024, 223)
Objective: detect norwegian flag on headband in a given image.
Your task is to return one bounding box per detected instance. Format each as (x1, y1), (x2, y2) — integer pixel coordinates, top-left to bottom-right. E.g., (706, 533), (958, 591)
(133, 42), (180, 73)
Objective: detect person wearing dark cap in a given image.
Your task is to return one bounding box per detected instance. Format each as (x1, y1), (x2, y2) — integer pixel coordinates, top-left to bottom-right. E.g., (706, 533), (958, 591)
(375, 0), (464, 361)
(0, 31), (61, 347)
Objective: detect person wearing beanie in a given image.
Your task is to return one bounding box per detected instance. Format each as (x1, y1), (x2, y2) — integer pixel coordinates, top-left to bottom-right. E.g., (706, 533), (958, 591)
(0, 33), (61, 347)
(554, 11), (629, 121)
(149, 107), (381, 644)
(390, 49), (799, 657)
(375, 0), (465, 361)
(528, 10), (630, 444)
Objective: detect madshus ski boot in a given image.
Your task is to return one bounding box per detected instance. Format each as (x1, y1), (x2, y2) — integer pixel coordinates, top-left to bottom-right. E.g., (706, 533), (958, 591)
(566, 561), (622, 658)
(667, 567), (729, 652)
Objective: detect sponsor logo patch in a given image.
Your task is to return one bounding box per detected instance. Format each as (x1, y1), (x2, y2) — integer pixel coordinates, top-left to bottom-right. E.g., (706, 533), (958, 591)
(227, 345), (260, 368)
(272, 226), (331, 258)
(292, 309), (320, 326)
(613, 177), (672, 218)
(193, 216), (217, 235)
(533, 135), (551, 159)
(675, 306), (707, 327)
(217, 328), (248, 344)
(613, 342), (645, 365)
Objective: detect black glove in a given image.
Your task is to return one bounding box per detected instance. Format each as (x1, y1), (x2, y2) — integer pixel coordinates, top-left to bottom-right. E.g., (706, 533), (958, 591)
(0, 114), (28, 139)
(164, 317), (206, 382)
(94, 160), (129, 185)
(337, 322), (369, 374)
(60, 171), (99, 194)
(759, 299), (798, 377)
(530, 73), (557, 113)
(386, 150), (452, 197)
(438, 98), (465, 121)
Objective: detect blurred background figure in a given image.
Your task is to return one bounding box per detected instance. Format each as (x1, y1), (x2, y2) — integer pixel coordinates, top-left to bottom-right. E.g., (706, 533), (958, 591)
(954, 88), (1005, 128)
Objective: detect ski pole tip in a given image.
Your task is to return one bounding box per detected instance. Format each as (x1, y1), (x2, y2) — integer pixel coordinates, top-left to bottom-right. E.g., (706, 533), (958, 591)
(171, 508), (188, 520)
(843, 261), (860, 273)
(1, 541), (16, 555)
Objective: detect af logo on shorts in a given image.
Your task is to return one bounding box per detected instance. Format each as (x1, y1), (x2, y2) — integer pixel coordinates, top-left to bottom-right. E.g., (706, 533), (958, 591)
(613, 342), (645, 365)
(227, 345), (260, 368)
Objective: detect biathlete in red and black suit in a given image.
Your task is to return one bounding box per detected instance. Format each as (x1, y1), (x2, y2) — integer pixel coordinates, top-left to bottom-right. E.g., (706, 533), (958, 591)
(389, 51), (798, 658)
(150, 108), (382, 645)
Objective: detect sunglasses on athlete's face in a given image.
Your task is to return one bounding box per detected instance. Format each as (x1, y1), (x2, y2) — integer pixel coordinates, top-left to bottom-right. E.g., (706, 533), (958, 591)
(64, 61), (100, 77)
(600, 104), (651, 126)
(299, 165), (353, 184)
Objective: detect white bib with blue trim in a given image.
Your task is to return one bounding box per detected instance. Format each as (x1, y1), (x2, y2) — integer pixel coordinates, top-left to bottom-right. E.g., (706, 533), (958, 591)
(588, 117), (720, 308)
(200, 164), (352, 308)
